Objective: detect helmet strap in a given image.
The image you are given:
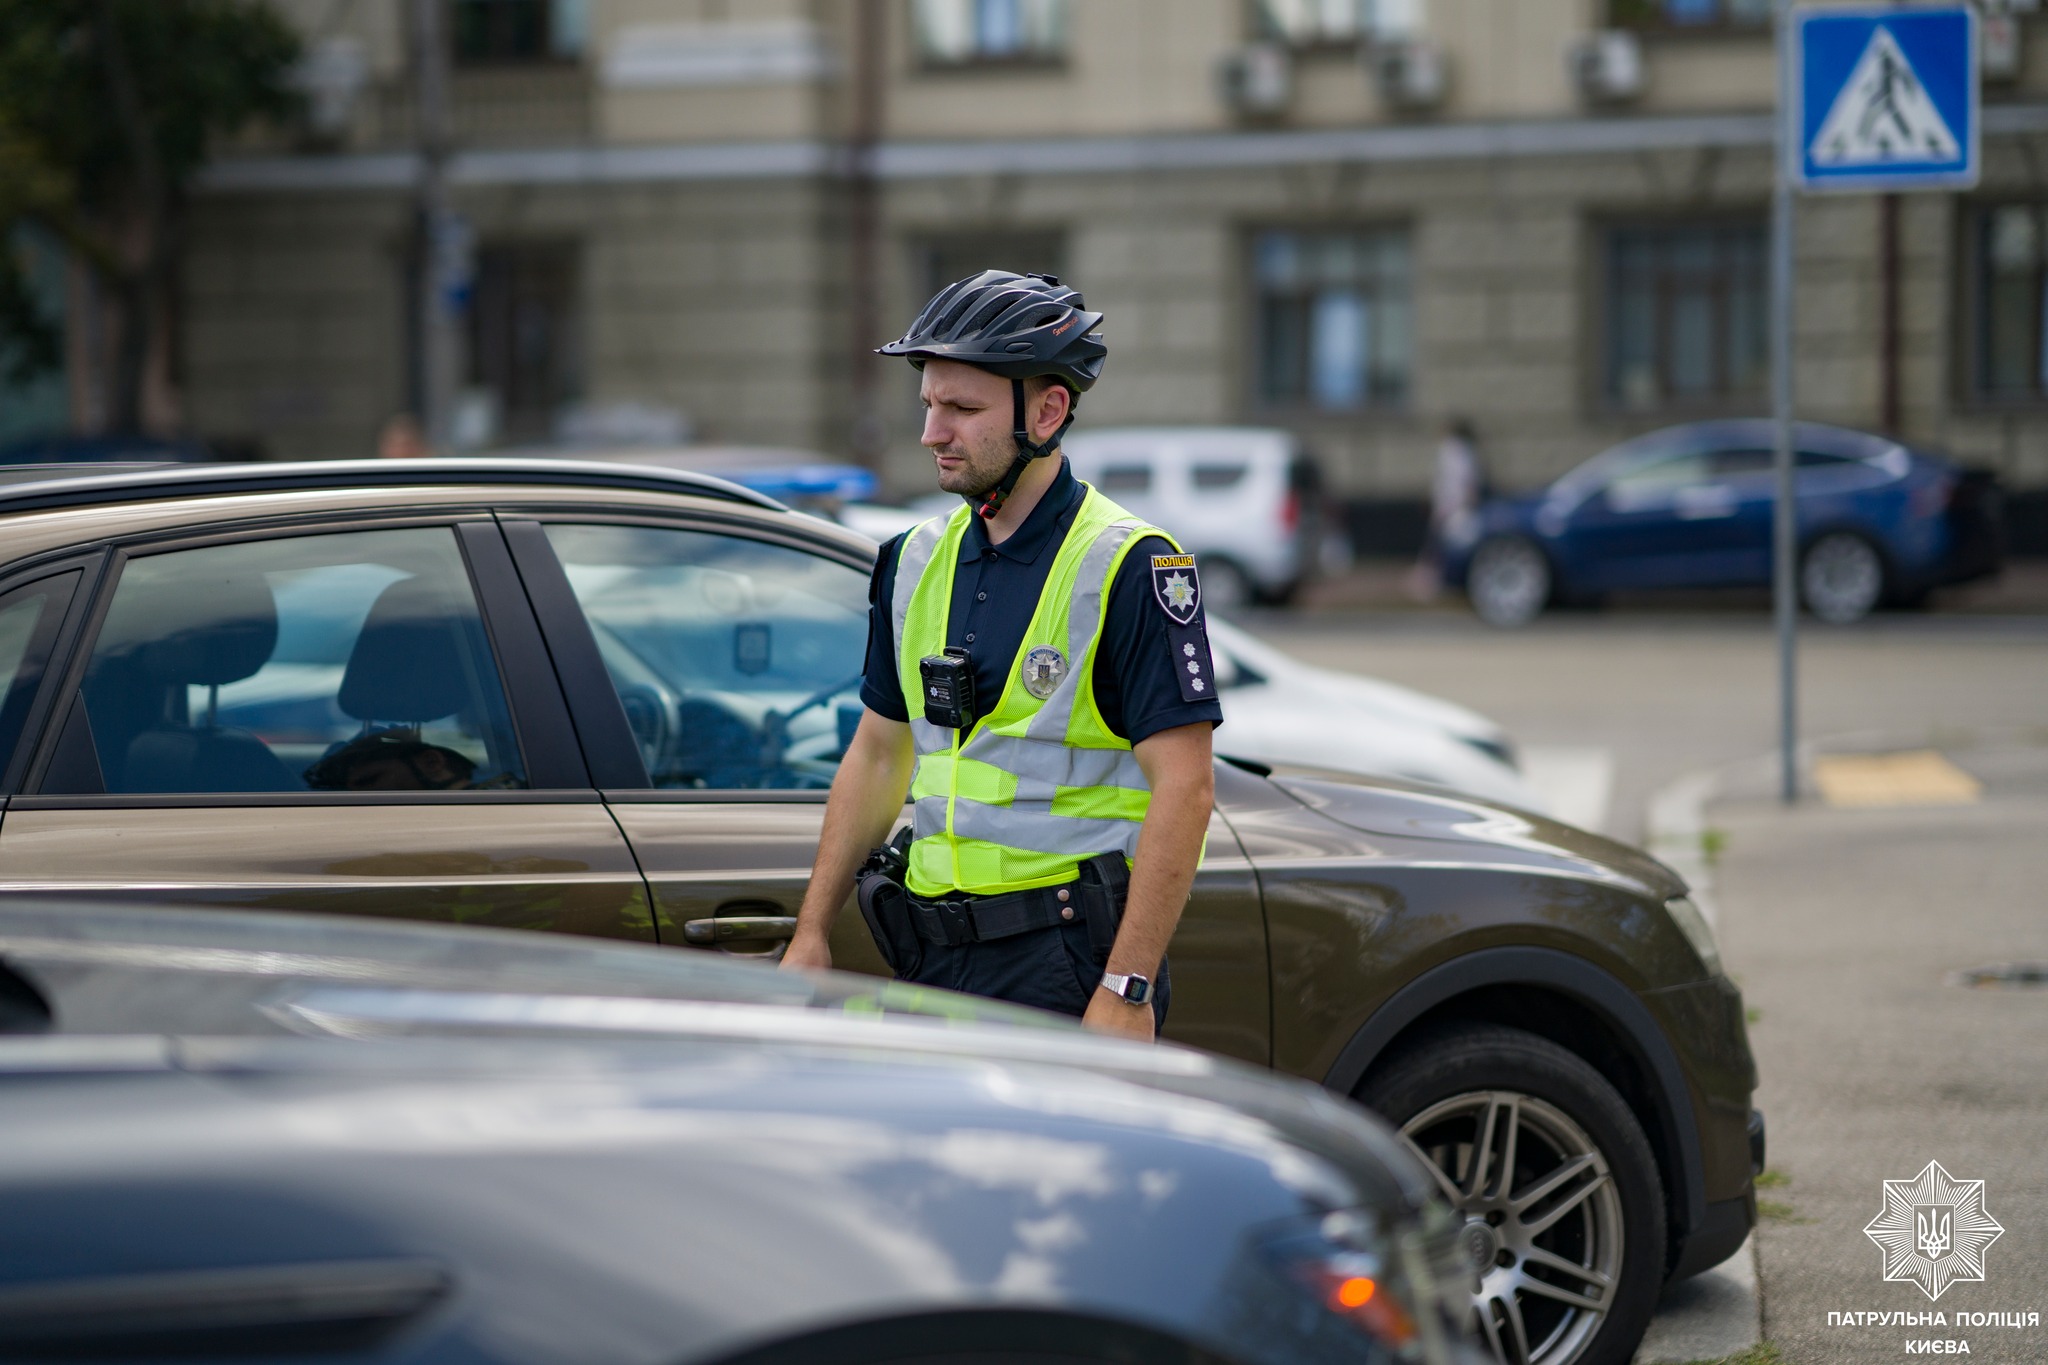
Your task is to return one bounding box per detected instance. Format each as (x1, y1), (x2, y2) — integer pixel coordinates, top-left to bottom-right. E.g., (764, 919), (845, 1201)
(975, 377), (1076, 520)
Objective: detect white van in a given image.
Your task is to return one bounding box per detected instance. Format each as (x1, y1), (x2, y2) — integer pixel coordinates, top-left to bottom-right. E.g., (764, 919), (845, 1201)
(1061, 426), (1330, 606)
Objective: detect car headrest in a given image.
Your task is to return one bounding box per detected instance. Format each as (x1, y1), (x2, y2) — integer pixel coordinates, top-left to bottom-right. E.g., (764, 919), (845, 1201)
(337, 575), (472, 723)
(110, 569), (279, 687)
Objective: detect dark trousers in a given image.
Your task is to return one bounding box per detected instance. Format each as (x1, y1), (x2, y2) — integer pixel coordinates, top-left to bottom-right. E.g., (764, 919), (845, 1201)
(901, 917), (1171, 1031)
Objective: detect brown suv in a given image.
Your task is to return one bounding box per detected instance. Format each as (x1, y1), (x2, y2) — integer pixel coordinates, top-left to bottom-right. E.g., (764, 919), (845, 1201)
(0, 460), (1757, 1365)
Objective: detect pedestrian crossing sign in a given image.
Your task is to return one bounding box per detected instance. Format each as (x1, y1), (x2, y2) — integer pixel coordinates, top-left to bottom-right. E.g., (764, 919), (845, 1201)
(1792, 6), (1977, 192)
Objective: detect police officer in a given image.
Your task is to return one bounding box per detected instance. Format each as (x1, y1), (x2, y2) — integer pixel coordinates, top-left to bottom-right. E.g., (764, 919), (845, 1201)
(780, 270), (1221, 1041)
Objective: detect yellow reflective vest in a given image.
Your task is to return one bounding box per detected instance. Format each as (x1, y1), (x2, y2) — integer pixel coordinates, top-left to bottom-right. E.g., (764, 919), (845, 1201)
(891, 486), (1179, 897)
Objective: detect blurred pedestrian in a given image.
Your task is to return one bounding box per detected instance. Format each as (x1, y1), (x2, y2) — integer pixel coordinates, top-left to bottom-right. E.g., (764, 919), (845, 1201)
(377, 413), (428, 460)
(1407, 416), (1487, 602)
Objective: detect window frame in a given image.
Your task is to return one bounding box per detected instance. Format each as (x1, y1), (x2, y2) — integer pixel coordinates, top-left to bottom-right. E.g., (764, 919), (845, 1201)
(1597, 213), (1770, 417)
(449, 0), (581, 69)
(1603, 0), (1773, 36)
(13, 512), (589, 807)
(1246, 0), (1398, 52)
(502, 508), (877, 803)
(908, 0), (1070, 73)
(1244, 220), (1417, 418)
(0, 554), (105, 797)
(1958, 198), (2048, 412)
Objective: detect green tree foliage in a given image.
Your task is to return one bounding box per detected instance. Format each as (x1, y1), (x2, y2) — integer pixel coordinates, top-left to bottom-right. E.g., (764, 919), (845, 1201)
(0, 0), (300, 429)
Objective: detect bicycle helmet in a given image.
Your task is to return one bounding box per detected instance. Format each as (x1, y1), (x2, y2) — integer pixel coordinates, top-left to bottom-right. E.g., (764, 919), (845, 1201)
(877, 270), (1107, 518)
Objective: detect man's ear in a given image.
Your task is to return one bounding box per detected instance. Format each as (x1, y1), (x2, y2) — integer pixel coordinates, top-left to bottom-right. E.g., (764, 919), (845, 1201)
(1031, 381), (1072, 444)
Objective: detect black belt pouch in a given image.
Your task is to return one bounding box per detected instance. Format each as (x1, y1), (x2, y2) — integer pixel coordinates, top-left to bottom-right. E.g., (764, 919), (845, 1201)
(855, 829), (921, 978)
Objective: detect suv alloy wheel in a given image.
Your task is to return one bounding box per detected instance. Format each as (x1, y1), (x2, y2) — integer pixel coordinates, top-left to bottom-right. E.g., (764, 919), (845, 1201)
(1799, 531), (1885, 624)
(1358, 1026), (1664, 1365)
(1467, 537), (1551, 627)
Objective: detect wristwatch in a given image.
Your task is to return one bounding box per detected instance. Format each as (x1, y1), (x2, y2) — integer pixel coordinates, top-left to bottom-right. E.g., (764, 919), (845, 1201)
(1099, 970), (1152, 1005)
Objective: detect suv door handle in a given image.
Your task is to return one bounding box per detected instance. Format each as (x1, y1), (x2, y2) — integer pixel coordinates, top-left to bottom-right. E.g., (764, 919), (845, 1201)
(680, 915), (799, 945)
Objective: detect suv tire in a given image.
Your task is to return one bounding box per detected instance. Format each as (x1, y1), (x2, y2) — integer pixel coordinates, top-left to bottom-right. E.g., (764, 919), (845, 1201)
(1799, 531), (1885, 624)
(1466, 537), (1551, 627)
(1358, 1025), (1664, 1365)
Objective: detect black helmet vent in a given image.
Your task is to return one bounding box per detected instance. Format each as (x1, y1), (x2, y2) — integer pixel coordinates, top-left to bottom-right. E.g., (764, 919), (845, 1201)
(876, 268), (1107, 392)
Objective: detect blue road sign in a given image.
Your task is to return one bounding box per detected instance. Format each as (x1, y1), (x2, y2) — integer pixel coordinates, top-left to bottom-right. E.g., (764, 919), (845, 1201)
(1791, 5), (1978, 192)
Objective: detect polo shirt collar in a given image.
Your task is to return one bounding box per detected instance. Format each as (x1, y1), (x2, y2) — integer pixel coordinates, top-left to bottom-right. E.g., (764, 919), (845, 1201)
(958, 457), (1083, 566)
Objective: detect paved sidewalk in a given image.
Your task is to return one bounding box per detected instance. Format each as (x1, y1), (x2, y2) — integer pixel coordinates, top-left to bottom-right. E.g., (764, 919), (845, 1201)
(1713, 750), (2048, 1364)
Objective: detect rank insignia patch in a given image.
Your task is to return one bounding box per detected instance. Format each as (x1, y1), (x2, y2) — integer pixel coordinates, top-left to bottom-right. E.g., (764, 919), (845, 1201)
(1150, 554), (1201, 625)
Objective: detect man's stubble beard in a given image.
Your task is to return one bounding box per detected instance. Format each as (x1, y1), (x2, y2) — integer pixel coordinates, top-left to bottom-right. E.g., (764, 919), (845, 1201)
(933, 428), (1015, 500)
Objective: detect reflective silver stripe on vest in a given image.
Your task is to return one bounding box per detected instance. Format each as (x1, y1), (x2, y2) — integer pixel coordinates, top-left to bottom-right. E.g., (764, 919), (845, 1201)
(891, 514), (949, 672)
(912, 793), (950, 839)
(946, 798), (1143, 858)
(959, 734), (1146, 790)
(1021, 519), (1144, 744)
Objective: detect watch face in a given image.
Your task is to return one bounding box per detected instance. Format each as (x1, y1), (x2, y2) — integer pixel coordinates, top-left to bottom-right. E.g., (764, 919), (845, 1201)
(1124, 975), (1151, 1004)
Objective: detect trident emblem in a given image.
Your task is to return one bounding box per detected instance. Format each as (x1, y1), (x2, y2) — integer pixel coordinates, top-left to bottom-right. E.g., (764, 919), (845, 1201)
(1917, 1209), (1952, 1260)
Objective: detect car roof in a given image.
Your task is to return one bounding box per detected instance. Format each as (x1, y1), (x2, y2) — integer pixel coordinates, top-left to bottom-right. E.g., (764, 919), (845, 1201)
(1554, 420), (1905, 491)
(1065, 426), (1298, 456)
(0, 457), (786, 516)
(0, 458), (887, 572)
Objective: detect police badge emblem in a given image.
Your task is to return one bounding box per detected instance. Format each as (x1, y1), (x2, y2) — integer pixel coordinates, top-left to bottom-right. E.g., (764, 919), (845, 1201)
(1021, 645), (1067, 700)
(1149, 553), (1201, 625)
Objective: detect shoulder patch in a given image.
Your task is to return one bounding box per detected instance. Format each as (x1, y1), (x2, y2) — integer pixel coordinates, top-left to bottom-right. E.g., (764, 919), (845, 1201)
(1150, 553), (1201, 625)
(1167, 620), (1215, 703)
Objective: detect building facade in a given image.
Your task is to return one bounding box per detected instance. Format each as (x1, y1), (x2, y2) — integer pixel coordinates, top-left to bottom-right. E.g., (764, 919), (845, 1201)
(183, 0), (2048, 530)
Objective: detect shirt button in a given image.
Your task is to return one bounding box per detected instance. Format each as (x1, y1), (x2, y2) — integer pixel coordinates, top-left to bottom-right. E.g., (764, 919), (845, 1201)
(977, 591), (987, 601)
(965, 633), (976, 643)
(984, 550), (997, 561)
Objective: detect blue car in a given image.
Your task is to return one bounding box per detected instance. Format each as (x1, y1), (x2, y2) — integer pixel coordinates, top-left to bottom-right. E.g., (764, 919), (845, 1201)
(1444, 421), (2003, 625)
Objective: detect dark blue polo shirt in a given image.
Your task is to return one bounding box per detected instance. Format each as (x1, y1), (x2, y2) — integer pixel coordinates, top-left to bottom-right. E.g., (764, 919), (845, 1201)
(860, 458), (1223, 745)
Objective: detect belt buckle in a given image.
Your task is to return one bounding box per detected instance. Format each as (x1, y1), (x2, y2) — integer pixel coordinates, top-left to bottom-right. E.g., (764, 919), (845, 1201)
(915, 897), (974, 947)
(938, 899), (976, 946)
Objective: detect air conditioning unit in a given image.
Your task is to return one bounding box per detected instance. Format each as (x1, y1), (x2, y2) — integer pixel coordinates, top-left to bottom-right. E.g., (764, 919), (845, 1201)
(1218, 42), (1293, 118)
(1982, 13), (2022, 83)
(289, 37), (368, 143)
(1571, 29), (1646, 106)
(1371, 40), (1449, 112)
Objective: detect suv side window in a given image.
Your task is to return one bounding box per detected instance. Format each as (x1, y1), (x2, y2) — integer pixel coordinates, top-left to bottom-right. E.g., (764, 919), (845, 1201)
(541, 524), (867, 790)
(74, 528), (526, 794)
(0, 573), (80, 781)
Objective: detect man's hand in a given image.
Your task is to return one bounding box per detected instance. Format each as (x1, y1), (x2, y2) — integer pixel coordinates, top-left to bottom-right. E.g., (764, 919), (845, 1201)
(780, 931), (832, 972)
(1082, 989), (1156, 1041)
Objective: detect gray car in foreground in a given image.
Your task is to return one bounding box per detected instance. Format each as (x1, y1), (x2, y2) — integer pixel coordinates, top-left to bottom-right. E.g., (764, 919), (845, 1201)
(0, 901), (1479, 1365)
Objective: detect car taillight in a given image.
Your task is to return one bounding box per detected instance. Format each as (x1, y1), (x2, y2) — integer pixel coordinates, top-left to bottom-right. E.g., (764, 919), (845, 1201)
(1910, 476), (1952, 520)
(1280, 489), (1300, 536)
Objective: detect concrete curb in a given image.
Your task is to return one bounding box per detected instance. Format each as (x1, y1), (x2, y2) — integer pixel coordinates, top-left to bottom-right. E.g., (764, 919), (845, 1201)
(1633, 762), (1765, 1364)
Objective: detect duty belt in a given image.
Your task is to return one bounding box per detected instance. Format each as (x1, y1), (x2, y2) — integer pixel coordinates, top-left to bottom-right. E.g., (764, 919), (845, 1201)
(907, 852), (1129, 949)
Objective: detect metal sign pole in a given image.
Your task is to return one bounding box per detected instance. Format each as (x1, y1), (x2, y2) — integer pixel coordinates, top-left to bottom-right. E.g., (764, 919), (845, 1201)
(1773, 0), (1799, 805)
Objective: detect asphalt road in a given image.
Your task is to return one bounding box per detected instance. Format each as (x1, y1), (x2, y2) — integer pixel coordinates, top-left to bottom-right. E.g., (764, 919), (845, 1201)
(1247, 607), (2048, 843)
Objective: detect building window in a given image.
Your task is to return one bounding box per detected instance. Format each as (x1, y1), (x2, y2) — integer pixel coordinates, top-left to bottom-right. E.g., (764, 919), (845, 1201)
(1252, 0), (1420, 46)
(1606, 221), (1766, 411)
(452, 0), (586, 65)
(1608, 0), (1771, 30)
(917, 231), (1066, 298)
(912, 0), (1066, 66)
(1977, 204), (2048, 400)
(468, 241), (580, 444)
(1253, 228), (1412, 411)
